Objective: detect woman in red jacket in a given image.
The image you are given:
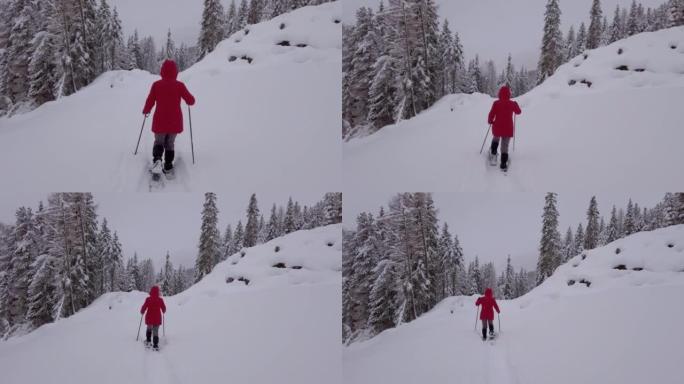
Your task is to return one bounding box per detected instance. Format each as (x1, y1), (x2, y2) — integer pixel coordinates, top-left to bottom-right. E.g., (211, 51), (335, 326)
(487, 85), (521, 171)
(140, 285), (166, 349)
(142, 59), (196, 175)
(475, 287), (500, 341)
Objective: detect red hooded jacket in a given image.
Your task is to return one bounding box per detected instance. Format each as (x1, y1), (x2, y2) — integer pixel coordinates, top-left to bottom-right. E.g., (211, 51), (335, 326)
(143, 60), (196, 134)
(475, 288), (500, 321)
(140, 286), (166, 326)
(487, 86), (521, 138)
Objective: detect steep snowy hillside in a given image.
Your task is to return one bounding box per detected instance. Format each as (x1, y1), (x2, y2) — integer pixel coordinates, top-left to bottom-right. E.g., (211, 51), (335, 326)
(343, 27), (684, 192)
(0, 225), (342, 384)
(0, 2), (341, 192)
(344, 224), (684, 384)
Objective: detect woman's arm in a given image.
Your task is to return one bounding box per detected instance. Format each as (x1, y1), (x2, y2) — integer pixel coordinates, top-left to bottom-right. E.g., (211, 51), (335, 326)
(143, 84), (156, 115)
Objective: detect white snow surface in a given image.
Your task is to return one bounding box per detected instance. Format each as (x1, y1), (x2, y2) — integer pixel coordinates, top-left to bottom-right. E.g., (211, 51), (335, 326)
(0, 225), (342, 384)
(0, 2), (341, 192)
(344, 224), (684, 384)
(344, 27), (684, 192)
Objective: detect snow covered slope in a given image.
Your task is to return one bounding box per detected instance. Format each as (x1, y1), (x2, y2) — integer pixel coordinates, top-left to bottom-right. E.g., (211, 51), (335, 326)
(0, 225), (342, 384)
(0, 2), (341, 192)
(343, 27), (684, 192)
(344, 224), (684, 384)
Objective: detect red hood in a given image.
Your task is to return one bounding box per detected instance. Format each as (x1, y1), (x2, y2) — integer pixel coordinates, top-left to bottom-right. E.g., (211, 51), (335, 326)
(150, 285), (160, 297)
(484, 288), (493, 297)
(498, 86), (511, 100)
(160, 60), (178, 80)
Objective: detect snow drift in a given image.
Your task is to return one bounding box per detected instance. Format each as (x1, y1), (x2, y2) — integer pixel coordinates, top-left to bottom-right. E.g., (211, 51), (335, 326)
(0, 2), (341, 192)
(0, 224), (342, 384)
(343, 27), (684, 192)
(344, 224), (684, 384)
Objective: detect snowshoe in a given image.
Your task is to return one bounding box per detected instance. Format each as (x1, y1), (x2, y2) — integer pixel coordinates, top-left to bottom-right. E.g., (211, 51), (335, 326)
(150, 160), (163, 181)
(162, 166), (175, 180)
(488, 153), (498, 166)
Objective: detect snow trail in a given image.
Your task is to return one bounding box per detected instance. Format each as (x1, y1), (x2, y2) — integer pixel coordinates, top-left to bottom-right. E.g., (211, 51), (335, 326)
(344, 27), (684, 192)
(0, 225), (343, 384)
(0, 3), (342, 193)
(345, 225), (684, 384)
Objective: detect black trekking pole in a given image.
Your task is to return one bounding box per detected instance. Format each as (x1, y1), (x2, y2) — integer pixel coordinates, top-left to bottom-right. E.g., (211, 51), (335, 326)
(136, 313), (143, 341)
(188, 105), (195, 164)
(162, 313), (166, 339)
(498, 313), (501, 335)
(474, 305), (480, 332)
(479, 124), (492, 154)
(134, 115), (148, 155)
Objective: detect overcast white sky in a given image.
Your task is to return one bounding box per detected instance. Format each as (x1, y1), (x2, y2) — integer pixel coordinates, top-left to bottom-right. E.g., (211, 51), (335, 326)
(0, 191), (324, 270)
(343, 191), (665, 271)
(110, 0), (234, 48)
(343, 0), (667, 68)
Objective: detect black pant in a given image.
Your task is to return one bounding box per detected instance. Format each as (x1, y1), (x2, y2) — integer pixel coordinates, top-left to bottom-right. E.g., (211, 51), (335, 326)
(481, 319), (494, 338)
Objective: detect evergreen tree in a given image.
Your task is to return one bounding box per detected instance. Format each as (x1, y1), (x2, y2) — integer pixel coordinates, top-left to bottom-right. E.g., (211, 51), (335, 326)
(503, 255), (515, 299)
(323, 192), (342, 225)
(247, 0), (264, 25)
(668, 0), (684, 27)
(220, 224), (233, 260)
(537, 0), (563, 84)
(565, 25), (576, 61)
(161, 252), (173, 295)
(627, 0), (639, 36)
(198, 0), (225, 59)
(243, 194), (260, 247)
(164, 29), (176, 59)
(573, 223), (585, 257)
(606, 205), (620, 243)
(195, 192), (220, 282)
(609, 5), (623, 43)
(236, 0), (249, 30)
(283, 197), (296, 234)
(584, 196), (600, 250)
(231, 220), (244, 255)
(575, 22), (587, 54)
(266, 204), (279, 241)
(562, 226), (574, 262)
(587, 0), (603, 49)
(624, 199), (636, 235)
(536, 192), (561, 285)
(225, 0), (237, 37)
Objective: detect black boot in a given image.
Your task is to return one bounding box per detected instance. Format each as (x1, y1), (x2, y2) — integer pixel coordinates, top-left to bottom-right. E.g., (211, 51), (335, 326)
(482, 327), (487, 341)
(152, 144), (164, 163)
(490, 140), (499, 155)
(163, 150), (175, 173)
(153, 336), (159, 349)
(489, 323), (495, 337)
(145, 330), (152, 344)
(500, 153), (509, 170)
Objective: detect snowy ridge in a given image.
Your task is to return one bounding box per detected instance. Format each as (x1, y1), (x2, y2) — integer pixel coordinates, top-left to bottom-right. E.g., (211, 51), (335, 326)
(343, 27), (684, 192)
(190, 2), (341, 73)
(344, 225), (684, 384)
(0, 225), (342, 384)
(528, 26), (684, 102)
(0, 2), (341, 192)
(184, 223), (342, 295)
(523, 224), (684, 304)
